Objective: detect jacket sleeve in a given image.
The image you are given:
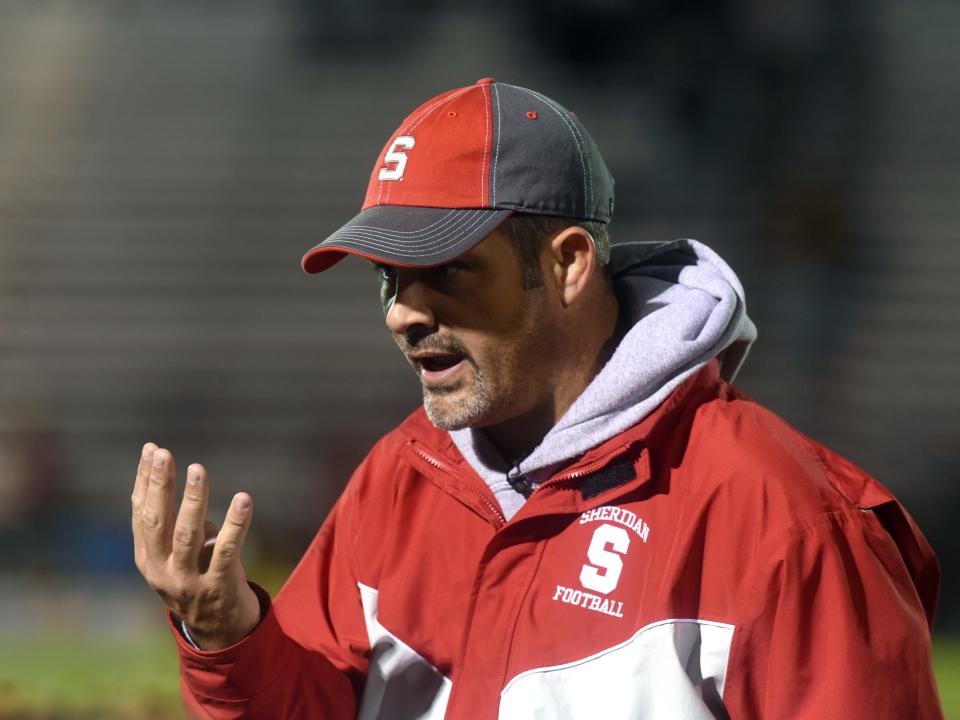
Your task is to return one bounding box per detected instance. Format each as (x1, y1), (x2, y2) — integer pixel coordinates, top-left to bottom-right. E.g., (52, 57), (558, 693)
(722, 506), (944, 719)
(171, 460), (376, 719)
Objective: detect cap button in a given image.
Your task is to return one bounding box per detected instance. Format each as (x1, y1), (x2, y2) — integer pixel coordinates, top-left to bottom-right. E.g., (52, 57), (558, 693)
(475, 77), (496, 85)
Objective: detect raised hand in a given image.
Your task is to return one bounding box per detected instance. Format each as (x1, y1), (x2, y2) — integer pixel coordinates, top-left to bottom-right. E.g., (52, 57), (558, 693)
(131, 442), (261, 650)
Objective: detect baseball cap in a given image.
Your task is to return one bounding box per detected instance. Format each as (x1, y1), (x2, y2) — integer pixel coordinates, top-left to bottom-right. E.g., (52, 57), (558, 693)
(301, 78), (615, 274)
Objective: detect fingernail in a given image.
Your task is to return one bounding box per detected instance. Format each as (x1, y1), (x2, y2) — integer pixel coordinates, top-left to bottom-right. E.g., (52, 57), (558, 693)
(153, 451), (165, 468)
(187, 468), (201, 485)
(234, 495), (250, 511)
(142, 444), (154, 461)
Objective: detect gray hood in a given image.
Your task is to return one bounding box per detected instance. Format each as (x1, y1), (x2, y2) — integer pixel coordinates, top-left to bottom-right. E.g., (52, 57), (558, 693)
(451, 238), (758, 519)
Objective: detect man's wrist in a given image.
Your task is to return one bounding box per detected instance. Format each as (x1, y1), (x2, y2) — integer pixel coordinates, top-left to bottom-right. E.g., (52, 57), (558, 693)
(178, 584), (264, 651)
(179, 617), (202, 649)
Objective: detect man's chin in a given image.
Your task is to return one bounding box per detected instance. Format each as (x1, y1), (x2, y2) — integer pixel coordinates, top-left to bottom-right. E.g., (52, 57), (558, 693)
(421, 380), (465, 397)
(424, 413), (473, 432)
(423, 389), (490, 431)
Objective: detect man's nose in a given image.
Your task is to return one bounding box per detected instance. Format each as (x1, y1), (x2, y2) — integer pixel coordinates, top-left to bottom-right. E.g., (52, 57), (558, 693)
(385, 279), (436, 336)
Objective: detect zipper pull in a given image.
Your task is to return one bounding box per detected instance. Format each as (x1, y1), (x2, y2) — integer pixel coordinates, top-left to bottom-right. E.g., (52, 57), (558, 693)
(506, 461), (533, 498)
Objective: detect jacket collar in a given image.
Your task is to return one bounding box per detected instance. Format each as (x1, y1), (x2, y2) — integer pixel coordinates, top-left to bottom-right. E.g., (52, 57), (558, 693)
(398, 360), (723, 524)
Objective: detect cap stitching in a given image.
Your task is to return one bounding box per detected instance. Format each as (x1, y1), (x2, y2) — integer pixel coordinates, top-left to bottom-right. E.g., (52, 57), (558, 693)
(525, 87), (593, 210)
(325, 211), (494, 256)
(384, 86), (475, 207)
(328, 210), (486, 248)
(508, 85), (590, 212)
(329, 214), (483, 246)
(491, 83), (502, 206)
(327, 232), (481, 258)
(310, 208), (476, 252)
(342, 208), (465, 235)
(327, 209), (483, 244)
(328, 212), (492, 253)
(329, 239), (477, 260)
(481, 83), (491, 207)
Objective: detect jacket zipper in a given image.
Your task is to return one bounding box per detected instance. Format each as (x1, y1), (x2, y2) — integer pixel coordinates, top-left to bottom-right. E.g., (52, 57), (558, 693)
(532, 442), (635, 495)
(411, 445), (507, 527)
(413, 440), (637, 522)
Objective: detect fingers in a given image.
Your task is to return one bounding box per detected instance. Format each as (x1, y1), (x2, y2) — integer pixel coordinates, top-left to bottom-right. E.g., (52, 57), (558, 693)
(131, 442), (158, 562)
(131, 444), (250, 583)
(170, 463), (210, 573)
(198, 520), (219, 573)
(208, 493), (253, 577)
(133, 442), (157, 508)
(142, 448), (177, 562)
(203, 520), (219, 544)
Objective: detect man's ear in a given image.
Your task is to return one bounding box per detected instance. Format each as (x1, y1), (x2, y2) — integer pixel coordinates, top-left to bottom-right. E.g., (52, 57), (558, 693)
(546, 226), (597, 307)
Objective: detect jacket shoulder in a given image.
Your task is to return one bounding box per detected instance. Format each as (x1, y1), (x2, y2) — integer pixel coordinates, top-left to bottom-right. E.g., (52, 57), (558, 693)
(680, 381), (896, 526)
(676, 380), (939, 624)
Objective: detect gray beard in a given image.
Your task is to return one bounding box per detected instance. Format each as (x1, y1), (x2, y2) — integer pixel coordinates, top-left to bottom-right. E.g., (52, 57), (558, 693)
(422, 368), (492, 430)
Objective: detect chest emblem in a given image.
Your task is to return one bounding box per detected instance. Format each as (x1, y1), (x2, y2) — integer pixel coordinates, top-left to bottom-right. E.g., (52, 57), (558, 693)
(551, 506), (651, 619)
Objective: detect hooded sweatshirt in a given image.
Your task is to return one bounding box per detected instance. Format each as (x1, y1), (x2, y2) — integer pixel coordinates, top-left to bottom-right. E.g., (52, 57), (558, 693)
(452, 238), (758, 519)
(171, 238), (943, 720)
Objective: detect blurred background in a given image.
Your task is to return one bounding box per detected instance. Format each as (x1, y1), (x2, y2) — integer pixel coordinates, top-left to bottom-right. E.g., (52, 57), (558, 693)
(0, 0), (957, 716)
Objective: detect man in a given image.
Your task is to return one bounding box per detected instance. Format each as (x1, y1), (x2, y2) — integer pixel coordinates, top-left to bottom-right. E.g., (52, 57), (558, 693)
(131, 79), (944, 718)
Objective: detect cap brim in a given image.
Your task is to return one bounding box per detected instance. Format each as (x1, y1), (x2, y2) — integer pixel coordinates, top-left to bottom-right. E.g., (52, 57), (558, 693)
(301, 206), (512, 274)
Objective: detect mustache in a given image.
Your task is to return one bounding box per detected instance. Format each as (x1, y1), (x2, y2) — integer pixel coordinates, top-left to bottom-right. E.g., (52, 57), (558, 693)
(397, 332), (471, 359)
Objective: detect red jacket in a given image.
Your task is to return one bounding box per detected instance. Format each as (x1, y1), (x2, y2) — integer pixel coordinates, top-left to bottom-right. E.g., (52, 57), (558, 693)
(172, 361), (943, 718)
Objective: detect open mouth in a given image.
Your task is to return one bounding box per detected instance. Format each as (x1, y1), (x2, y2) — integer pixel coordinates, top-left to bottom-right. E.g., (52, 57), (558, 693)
(411, 352), (468, 384)
(420, 354), (462, 372)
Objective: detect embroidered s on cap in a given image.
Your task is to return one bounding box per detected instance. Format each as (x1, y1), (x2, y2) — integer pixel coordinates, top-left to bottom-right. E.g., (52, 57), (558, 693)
(301, 78), (616, 273)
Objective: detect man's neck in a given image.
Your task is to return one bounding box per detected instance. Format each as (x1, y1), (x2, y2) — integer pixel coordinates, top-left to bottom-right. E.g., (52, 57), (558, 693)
(483, 288), (625, 463)
(482, 401), (560, 465)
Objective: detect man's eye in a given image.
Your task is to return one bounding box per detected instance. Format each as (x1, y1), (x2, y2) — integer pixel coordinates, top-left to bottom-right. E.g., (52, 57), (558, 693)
(373, 265), (397, 312)
(431, 262), (465, 278)
(371, 264), (396, 286)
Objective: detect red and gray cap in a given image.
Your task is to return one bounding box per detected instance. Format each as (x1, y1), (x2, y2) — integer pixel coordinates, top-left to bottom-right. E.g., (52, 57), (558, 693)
(301, 78), (615, 273)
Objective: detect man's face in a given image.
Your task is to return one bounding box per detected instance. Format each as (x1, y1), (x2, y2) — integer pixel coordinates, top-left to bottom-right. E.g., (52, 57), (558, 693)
(377, 230), (557, 431)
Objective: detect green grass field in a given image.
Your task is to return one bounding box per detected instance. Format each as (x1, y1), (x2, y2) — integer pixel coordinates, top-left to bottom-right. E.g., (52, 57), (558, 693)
(936, 637), (960, 719)
(1, 633), (957, 718)
(0, 632), (181, 719)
